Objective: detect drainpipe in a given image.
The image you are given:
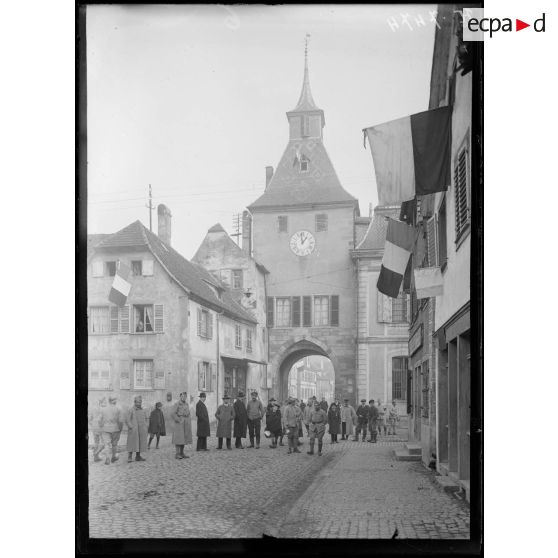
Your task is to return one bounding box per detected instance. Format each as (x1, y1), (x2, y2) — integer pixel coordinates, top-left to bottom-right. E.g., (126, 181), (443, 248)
(216, 309), (224, 402)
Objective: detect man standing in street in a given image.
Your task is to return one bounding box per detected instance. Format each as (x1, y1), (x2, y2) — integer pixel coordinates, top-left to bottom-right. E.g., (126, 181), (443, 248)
(246, 391), (265, 449)
(196, 392), (210, 451)
(340, 398), (356, 440)
(354, 398), (370, 442)
(126, 395), (149, 463)
(171, 392), (192, 459)
(98, 396), (122, 465)
(368, 399), (379, 443)
(303, 399), (313, 437)
(215, 395), (235, 450)
(307, 400), (328, 456)
(233, 391), (248, 449)
(89, 396), (106, 462)
(319, 396), (329, 412)
(283, 398), (302, 454)
(387, 400), (399, 436)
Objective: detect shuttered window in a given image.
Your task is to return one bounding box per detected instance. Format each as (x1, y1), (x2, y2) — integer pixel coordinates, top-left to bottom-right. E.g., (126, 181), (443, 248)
(154, 304), (164, 332)
(235, 324), (242, 348)
(246, 328), (253, 352)
(119, 360), (131, 389)
(154, 361), (166, 389)
(277, 215), (288, 233)
(119, 306), (130, 333)
(90, 307), (110, 334)
(133, 305), (153, 333)
(292, 296), (301, 327)
(276, 298), (291, 327)
(392, 357), (408, 400)
(197, 308), (213, 339)
(142, 259), (154, 276)
(92, 260), (104, 277)
(266, 297), (274, 327)
(198, 361), (210, 391)
(315, 214), (328, 232)
(89, 360), (111, 390)
(391, 293), (408, 323)
(232, 269), (243, 289)
(110, 306), (119, 333)
(133, 360), (154, 390)
(313, 296), (329, 326)
(302, 296), (312, 327)
(421, 360), (430, 418)
(438, 196), (448, 267)
(454, 141), (470, 240)
(426, 216), (439, 267)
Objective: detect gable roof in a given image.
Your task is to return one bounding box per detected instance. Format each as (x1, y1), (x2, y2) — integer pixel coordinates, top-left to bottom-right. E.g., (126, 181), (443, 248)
(94, 220), (256, 324)
(248, 139), (358, 211)
(354, 205), (401, 252)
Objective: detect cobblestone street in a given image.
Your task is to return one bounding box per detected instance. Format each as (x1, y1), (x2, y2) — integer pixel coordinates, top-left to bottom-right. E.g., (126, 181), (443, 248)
(89, 430), (469, 539)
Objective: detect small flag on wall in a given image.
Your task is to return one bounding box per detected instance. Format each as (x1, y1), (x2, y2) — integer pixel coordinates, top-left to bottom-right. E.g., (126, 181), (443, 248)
(364, 106), (452, 204)
(108, 261), (131, 307)
(414, 267), (443, 299)
(377, 218), (416, 298)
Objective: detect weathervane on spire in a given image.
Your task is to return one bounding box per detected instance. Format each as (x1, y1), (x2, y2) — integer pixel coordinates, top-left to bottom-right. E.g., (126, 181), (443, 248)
(305, 33), (311, 64)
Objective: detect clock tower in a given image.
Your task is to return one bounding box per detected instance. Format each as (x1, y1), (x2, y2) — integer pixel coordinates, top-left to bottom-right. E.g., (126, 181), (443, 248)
(247, 44), (360, 404)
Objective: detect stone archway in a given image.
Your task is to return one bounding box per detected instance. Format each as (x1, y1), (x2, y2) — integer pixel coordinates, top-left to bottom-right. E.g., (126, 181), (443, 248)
(270, 336), (342, 404)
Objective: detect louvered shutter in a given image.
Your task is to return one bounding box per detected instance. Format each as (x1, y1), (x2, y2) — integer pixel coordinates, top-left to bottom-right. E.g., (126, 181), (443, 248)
(120, 360), (130, 389)
(154, 361), (165, 389)
(154, 304), (164, 332)
(292, 296), (301, 327)
(406, 370), (413, 414)
(197, 308), (202, 336)
(426, 216), (438, 267)
(198, 361), (204, 391)
(119, 305), (130, 333)
(208, 313), (213, 339)
(377, 292), (392, 323)
(454, 147), (469, 236)
(330, 295), (339, 326)
(266, 297), (274, 327)
(302, 296), (312, 327)
(92, 260), (104, 277)
(142, 259), (154, 276)
(110, 306), (119, 333)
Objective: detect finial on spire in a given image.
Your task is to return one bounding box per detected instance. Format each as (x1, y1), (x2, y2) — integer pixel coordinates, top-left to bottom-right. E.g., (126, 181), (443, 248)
(305, 33), (310, 64)
(292, 34), (319, 113)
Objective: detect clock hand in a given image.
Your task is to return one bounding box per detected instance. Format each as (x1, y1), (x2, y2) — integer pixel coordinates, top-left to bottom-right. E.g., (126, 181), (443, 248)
(300, 233), (306, 244)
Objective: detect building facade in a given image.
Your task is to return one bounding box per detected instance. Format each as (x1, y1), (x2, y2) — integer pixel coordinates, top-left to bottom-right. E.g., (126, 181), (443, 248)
(351, 204), (410, 416)
(246, 52), (360, 405)
(87, 207), (261, 418)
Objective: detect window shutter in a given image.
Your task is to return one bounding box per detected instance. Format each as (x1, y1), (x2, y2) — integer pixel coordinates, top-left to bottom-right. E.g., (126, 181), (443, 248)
(266, 297), (274, 327)
(198, 361), (204, 391)
(330, 295), (339, 326)
(197, 308), (202, 336)
(110, 306), (119, 333)
(426, 216), (438, 267)
(292, 296), (301, 327)
(454, 147), (469, 237)
(154, 361), (165, 389)
(302, 296), (312, 327)
(120, 360), (130, 389)
(154, 304), (164, 332)
(119, 305), (130, 333)
(92, 260), (104, 277)
(142, 260), (154, 276)
(377, 292), (392, 323)
(208, 313), (213, 339)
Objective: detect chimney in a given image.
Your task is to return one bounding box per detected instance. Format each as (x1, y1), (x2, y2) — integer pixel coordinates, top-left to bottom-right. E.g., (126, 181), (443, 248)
(265, 166), (274, 189)
(157, 204), (172, 246)
(242, 210), (252, 256)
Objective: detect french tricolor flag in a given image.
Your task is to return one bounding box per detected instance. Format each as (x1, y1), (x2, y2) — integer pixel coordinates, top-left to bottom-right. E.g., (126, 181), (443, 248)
(108, 261), (131, 307)
(377, 219), (416, 298)
(364, 106), (452, 204)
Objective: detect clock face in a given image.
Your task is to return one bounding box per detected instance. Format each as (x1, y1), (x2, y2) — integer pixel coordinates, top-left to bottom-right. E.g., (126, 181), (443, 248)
(290, 230), (316, 256)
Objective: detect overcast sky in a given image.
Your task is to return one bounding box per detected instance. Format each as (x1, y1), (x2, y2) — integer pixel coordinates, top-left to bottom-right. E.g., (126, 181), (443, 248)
(87, 4), (436, 258)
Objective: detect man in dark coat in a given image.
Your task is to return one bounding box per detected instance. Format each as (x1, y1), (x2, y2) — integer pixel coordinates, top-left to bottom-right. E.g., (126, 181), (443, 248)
(319, 397), (329, 412)
(367, 399), (379, 443)
(354, 399), (370, 441)
(233, 391), (248, 449)
(195, 392), (210, 451)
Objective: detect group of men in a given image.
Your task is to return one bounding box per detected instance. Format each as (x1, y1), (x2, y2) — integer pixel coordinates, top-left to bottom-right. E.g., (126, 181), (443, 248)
(89, 391), (400, 464)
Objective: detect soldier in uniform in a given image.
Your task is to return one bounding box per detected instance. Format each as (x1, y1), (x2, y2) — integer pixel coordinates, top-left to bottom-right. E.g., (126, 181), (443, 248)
(126, 395), (149, 463)
(368, 399), (379, 443)
(171, 392), (192, 459)
(215, 395), (235, 450)
(354, 398), (370, 441)
(307, 400), (328, 456)
(283, 398), (302, 454)
(98, 396), (122, 465)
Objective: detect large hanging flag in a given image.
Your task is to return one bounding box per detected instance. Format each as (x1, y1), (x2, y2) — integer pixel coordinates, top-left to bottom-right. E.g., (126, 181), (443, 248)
(108, 261), (131, 307)
(377, 218), (416, 298)
(364, 106), (452, 204)
(414, 267), (444, 299)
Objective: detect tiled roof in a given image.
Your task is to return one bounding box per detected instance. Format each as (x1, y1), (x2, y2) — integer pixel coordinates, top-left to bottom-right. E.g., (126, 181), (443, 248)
(248, 139), (357, 210)
(94, 220), (256, 324)
(208, 223), (226, 233)
(87, 234), (109, 259)
(355, 205), (401, 251)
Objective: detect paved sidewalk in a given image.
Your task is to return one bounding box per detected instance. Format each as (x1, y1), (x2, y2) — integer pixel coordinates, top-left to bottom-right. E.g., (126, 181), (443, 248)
(274, 442), (470, 539)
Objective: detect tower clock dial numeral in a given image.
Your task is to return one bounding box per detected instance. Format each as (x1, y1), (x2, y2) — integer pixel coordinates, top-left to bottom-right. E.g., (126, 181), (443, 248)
(290, 230), (316, 256)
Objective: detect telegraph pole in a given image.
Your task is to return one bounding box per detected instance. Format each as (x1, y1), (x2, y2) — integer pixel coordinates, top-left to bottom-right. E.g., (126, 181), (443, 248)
(231, 213), (241, 245)
(146, 184), (154, 231)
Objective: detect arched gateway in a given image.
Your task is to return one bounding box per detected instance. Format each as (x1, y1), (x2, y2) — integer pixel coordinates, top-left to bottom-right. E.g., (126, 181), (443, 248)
(246, 47), (359, 405)
(271, 337), (342, 403)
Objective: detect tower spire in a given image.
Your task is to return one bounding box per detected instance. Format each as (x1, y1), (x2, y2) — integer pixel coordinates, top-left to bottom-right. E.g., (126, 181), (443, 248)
(292, 34), (319, 112)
